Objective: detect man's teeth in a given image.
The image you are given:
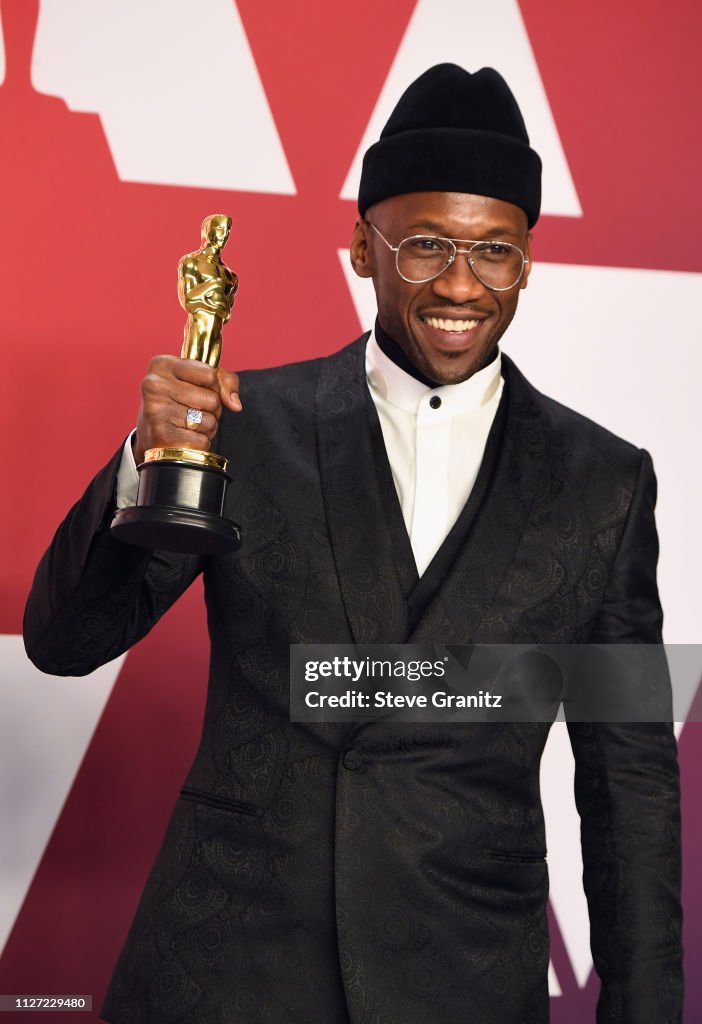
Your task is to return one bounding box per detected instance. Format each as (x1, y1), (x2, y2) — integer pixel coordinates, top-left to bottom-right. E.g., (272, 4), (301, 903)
(424, 316), (478, 332)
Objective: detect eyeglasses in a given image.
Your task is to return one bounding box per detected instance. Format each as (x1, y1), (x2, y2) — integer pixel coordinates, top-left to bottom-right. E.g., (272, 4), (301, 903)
(367, 222), (529, 291)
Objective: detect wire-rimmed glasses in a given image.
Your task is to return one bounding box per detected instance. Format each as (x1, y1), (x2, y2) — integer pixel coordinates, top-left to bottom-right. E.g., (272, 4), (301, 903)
(368, 222), (529, 291)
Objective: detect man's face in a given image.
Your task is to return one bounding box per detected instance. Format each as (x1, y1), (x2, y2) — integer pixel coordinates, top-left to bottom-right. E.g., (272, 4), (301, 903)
(351, 192), (532, 384)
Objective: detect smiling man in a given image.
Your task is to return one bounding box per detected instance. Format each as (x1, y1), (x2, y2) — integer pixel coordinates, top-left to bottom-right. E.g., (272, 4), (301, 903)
(25, 65), (682, 1024)
(355, 191), (531, 383)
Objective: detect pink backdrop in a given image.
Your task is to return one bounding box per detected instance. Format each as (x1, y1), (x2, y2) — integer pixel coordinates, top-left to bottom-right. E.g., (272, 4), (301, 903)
(1, 0), (700, 1019)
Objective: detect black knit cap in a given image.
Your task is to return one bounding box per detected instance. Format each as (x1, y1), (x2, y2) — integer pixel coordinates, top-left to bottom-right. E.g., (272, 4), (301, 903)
(358, 64), (542, 228)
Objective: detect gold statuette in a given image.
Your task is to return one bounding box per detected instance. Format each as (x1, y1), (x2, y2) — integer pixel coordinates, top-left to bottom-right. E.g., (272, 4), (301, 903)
(179, 214), (238, 368)
(110, 215), (242, 554)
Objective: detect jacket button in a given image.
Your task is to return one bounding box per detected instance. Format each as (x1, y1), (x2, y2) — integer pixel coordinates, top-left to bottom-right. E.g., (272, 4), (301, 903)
(342, 749), (364, 771)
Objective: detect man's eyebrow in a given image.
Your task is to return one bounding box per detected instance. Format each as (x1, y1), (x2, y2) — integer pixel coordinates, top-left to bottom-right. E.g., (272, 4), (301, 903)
(404, 220), (523, 239)
(403, 220), (451, 234)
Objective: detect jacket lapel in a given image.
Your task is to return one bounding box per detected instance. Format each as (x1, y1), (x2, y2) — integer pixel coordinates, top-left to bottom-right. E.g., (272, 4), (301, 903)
(316, 336), (414, 643)
(409, 356), (549, 644)
(317, 343), (550, 647)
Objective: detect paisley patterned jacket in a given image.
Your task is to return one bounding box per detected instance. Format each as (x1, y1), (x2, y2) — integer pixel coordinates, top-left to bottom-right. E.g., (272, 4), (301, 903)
(25, 335), (682, 1024)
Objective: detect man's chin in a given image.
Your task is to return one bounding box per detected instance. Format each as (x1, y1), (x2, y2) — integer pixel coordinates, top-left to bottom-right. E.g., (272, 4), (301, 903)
(410, 327), (496, 384)
(422, 349), (492, 385)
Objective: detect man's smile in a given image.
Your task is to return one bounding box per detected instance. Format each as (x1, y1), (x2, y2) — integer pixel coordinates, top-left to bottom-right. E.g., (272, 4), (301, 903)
(420, 315), (480, 333)
(417, 308), (491, 353)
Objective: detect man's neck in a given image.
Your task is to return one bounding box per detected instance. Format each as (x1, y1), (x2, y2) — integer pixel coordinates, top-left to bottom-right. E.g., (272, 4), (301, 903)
(374, 320), (437, 388)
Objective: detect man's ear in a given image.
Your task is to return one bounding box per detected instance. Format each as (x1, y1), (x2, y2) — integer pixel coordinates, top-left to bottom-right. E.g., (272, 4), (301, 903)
(350, 219), (374, 279)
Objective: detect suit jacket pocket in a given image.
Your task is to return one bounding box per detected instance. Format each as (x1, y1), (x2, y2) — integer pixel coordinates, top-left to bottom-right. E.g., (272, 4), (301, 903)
(179, 785), (264, 817)
(483, 848), (547, 864)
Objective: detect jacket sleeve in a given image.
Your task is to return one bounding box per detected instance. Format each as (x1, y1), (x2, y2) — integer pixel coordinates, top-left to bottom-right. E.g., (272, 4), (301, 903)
(23, 445), (202, 676)
(566, 449), (683, 1023)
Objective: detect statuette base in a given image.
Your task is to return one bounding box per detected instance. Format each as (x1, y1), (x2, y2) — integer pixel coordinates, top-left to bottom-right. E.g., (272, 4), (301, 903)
(110, 453), (240, 554)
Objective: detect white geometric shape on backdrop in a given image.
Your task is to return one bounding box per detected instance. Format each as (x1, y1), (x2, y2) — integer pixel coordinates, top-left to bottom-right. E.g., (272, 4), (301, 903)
(340, 0), (581, 217)
(0, 10), (5, 85)
(0, 637), (125, 958)
(31, 0), (296, 194)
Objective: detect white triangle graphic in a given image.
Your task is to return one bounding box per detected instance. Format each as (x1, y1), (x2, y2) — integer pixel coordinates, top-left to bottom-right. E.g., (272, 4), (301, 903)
(540, 724), (592, 989)
(0, 636), (125, 957)
(547, 961), (562, 998)
(340, 0), (581, 217)
(0, 10), (6, 86)
(31, 0), (296, 194)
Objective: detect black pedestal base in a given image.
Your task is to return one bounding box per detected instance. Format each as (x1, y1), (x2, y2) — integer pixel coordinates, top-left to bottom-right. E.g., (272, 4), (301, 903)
(110, 453), (241, 554)
(111, 504), (241, 553)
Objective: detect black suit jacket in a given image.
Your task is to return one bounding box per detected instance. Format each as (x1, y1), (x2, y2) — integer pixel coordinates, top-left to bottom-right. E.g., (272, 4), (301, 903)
(24, 337), (682, 1024)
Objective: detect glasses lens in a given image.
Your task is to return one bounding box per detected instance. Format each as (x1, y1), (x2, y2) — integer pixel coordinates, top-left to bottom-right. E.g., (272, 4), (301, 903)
(469, 242), (524, 290)
(397, 236), (454, 282)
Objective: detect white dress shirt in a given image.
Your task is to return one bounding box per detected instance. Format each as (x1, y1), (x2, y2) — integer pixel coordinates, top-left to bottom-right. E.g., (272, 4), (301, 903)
(365, 333), (503, 575)
(116, 333), (504, 576)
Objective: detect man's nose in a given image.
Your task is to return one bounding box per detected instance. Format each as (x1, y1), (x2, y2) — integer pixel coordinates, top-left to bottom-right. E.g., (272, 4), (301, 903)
(430, 252), (487, 302)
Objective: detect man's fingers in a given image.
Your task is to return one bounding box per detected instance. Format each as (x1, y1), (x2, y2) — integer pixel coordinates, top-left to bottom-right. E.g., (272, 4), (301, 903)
(144, 354), (218, 391)
(134, 356), (241, 465)
(168, 355), (220, 388)
(143, 366), (219, 411)
(217, 366), (242, 412)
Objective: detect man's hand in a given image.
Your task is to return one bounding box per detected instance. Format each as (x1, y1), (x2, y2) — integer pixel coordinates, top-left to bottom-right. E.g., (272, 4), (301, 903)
(133, 355), (241, 466)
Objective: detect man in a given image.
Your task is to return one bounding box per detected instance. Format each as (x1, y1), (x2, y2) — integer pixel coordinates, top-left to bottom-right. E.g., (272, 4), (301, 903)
(24, 65), (682, 1023)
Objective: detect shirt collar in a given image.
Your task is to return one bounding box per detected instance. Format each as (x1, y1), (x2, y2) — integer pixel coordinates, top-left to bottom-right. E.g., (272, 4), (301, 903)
(365, 330), (502, 414)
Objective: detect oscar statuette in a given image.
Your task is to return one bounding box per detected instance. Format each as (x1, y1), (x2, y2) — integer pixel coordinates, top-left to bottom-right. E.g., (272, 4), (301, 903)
(111, 214), (241, 554)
